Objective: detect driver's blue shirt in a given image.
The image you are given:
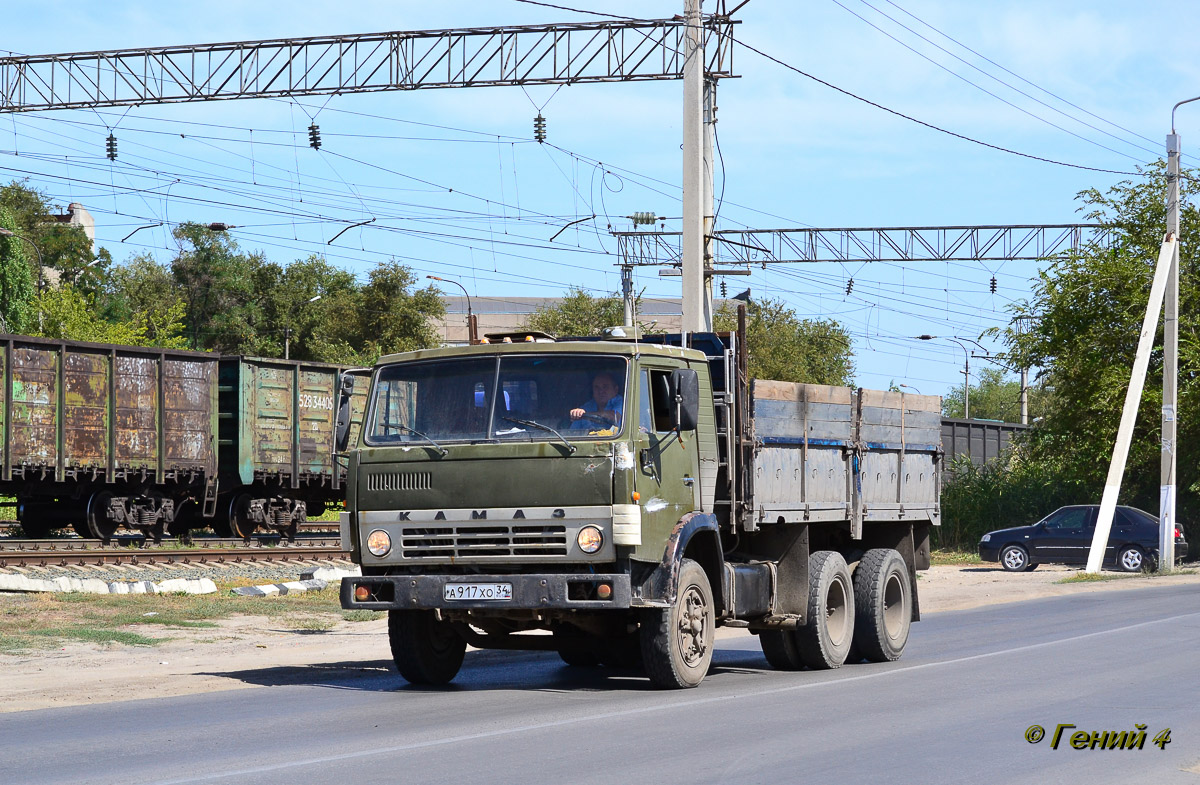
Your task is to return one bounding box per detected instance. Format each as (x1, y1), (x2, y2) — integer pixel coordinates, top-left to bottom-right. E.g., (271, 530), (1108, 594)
(570, 395), (624, 429)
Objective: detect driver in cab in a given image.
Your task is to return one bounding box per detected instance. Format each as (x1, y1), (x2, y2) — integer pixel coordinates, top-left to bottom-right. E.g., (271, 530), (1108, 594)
(569, 372), (623, 429)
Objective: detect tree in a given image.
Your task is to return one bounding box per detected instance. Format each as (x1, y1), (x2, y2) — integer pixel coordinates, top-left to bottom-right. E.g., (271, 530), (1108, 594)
(0, 205), (36, 333)
(1001, 161), (1200, 521)
(524, 287), (628, 337)
(104, 254), (188, 347)
(249, 254), (360, 361)
(170, 223), (262, 352)
(714, 297), (854, 385)
(318, 261), (444, 364)
(941, 366), (1052, 422)
(32, 283), (187, 348)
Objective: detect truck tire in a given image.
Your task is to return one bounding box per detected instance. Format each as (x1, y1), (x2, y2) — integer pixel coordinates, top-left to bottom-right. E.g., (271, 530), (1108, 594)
(388, 610), (466, 685)
(852, 548), (911, 663)
(795, 550), (855, 670)
(640, 558), (714, 689)
(553, 628), (600, 667)
(759, 629), (804, 670)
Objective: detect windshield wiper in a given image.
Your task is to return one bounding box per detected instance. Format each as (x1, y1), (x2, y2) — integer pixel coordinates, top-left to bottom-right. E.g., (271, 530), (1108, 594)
(394, 424), (448, 457)
(501, 417), (577, 454)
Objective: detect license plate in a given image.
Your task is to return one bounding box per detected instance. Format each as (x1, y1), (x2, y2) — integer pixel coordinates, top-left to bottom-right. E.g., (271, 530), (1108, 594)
(443, 582), (513, 601)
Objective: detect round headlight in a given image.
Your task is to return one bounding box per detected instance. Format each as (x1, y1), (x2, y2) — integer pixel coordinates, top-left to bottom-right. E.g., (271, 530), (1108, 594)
(577, 525), (603, 554)
(366, 529), (392, 557)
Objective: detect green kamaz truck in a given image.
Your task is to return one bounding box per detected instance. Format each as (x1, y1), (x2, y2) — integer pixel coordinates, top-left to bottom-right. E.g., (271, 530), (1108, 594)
(337, 320), (941, 689)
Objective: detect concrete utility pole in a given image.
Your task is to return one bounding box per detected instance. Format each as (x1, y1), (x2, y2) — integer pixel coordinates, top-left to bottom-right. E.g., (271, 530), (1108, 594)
(1160, 98), (1197, 572)
(1086, 235), (1178, 573)
(681, 0), (707, 335)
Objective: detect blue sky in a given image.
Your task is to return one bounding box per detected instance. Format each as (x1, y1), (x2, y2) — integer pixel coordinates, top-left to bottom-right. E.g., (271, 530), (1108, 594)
(2, 1), (1194, 400)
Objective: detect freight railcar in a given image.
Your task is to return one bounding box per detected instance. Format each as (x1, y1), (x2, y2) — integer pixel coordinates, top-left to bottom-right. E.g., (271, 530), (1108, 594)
(1, 335), (366, 541)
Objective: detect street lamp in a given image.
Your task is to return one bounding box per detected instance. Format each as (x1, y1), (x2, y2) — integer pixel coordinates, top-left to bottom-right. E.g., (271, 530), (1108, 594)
(898, 383), (922, 395)
(915, 334), (983, 419)
(426, 275), (476, 344)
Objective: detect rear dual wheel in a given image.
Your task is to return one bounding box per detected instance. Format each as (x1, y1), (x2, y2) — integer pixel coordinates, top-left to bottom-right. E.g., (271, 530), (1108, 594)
(851, 549), (912, 663)
(760, 548), (913, 669)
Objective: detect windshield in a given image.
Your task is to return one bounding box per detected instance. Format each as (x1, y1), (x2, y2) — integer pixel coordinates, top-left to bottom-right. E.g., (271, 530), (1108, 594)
(365, 354), (628, 445)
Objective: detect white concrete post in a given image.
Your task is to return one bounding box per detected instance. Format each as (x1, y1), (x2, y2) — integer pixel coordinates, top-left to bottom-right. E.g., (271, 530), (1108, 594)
(1086, 237), (1177, 573)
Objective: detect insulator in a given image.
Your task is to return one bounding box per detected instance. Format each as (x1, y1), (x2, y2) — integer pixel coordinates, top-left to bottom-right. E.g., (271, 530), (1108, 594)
(629, 212), (658, 226)
(105, 133), (117, 161)
(720, 280), (728, 298)
(989, 276), (997, 294)
(534, 114), (547, 143)
(308, 123), (321, 150)
(845, 278), (854, 295)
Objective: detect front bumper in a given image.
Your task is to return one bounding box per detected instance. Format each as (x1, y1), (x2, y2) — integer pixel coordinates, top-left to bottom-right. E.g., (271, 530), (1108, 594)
(978, 543), (1000, 562)
(341, 572), (633, 611)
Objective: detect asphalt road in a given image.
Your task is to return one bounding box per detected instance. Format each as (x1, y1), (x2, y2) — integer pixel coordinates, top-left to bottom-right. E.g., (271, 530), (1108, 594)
(2, 585), (1198, 785)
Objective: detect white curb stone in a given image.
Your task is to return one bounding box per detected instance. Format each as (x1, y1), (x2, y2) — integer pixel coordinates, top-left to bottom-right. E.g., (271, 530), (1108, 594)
(0, 574), (215, 595)
(300, 566), (361, 583)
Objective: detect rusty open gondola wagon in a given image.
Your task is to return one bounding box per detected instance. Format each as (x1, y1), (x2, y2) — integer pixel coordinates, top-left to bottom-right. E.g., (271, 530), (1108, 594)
(1, 335), (366, 541)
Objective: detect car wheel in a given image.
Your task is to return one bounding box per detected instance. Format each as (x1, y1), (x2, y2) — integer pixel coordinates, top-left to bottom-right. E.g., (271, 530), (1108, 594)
(1117, 545), (1146, 573)
(1000, 545), (1029, 572)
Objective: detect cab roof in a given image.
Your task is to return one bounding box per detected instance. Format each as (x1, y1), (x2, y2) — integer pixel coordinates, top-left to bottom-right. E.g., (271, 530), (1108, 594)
(376, 337), (708, 366)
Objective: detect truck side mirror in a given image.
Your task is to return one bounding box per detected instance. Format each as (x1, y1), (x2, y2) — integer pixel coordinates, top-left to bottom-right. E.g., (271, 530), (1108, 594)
(669, 368), (699, 432)
(335, 373), (358, 452)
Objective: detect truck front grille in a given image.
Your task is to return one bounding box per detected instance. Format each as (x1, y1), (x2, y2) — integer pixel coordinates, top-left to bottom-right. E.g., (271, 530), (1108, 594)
(366, 471), (431, 492)
(400, 523), (568, 559)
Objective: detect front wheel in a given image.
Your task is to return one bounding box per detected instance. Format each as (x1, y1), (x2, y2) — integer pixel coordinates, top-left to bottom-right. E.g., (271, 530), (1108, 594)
(1117, 545), (1146, 572)
(641, 558), (714, 689)
(388, 610), (466, 685)
(1000, 545), (1030, 572)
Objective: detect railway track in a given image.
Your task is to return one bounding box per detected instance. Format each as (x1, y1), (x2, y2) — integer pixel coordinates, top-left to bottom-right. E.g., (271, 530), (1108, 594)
(0, 536), (347, 568)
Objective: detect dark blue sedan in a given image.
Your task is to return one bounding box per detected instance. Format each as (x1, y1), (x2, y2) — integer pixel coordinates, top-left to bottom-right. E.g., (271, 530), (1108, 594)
(978, 505), (1188, 572)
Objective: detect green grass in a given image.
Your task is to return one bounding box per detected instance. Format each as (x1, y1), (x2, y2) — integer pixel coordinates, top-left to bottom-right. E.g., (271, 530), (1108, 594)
(929, 549), (982, 566)
(0, 583), (348, 653)
(28, 627), (163, 646)
(1057, 566), (1197, 584)
(341, 609), (384, 623)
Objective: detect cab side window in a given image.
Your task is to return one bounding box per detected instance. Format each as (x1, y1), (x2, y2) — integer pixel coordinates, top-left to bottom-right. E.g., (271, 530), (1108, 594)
(638, 370), (654, 434)
(647, 369), (674, 433)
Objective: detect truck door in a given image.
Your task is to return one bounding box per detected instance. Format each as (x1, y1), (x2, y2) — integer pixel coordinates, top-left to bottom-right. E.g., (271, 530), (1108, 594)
(634, 367), (701, 545)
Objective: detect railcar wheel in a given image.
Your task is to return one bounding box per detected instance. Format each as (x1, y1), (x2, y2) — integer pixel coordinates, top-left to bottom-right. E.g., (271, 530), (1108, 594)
(851, 548), (912, 663)
(388, 610), (466, 685)
(86, 490), (119, 542)
(795, 550), (855, 670)
(229, 493), (257, 539)
(640, 558), (714, 689)
(19, 520), (51, 539)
